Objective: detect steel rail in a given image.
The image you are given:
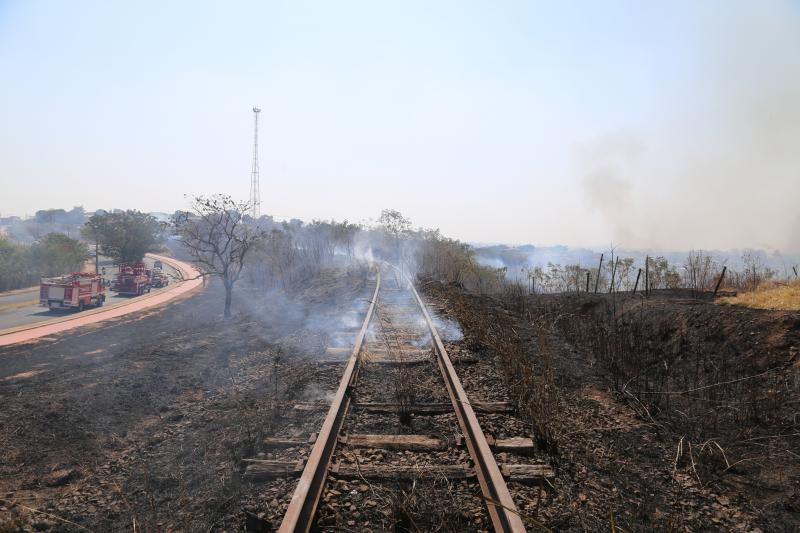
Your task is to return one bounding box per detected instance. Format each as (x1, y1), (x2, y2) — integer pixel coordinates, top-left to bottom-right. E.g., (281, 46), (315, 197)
(401, 268), (527, 533)
(278, 266), (381, 533)
(278, 263), (526, 532)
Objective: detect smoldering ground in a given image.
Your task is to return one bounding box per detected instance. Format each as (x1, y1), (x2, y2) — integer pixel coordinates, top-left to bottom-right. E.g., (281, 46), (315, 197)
(0, 259), (377, 531)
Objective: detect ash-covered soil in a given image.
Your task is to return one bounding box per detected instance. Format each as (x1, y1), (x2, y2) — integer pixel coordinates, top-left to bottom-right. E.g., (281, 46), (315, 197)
(0, 265), (370, 532)
(425, 282), (800, 532)
(3, 264), (796, 533)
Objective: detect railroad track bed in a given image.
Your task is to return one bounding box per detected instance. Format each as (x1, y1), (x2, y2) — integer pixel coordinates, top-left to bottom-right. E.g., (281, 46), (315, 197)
(313, 272), (493, 530)
(240, 273), (381, 526)
(243, 265), (555, 531)
(429, 319), (559, 523)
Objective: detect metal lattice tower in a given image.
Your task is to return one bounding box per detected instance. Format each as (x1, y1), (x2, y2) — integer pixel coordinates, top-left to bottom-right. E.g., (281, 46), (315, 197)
(249, 106), (261, 218)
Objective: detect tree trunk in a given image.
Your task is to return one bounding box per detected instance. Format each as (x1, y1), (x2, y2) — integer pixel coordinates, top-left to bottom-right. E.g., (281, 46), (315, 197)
(224, 281), (233, 318)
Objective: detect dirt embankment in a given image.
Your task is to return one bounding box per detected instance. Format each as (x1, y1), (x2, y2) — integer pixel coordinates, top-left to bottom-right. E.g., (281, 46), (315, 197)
(423, 281), (800, 532)
(0, 266), (369, 532)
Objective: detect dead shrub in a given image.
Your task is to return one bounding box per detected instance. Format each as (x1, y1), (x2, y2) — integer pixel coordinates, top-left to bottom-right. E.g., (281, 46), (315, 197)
(451, 297), (563, 455)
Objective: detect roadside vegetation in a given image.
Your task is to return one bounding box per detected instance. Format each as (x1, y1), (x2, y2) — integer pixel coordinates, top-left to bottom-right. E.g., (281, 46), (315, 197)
(719, 278), (800, 311)
(82, 210), (164, 263)
(0, 233), (89, 292)
(0, 208), (165, 293)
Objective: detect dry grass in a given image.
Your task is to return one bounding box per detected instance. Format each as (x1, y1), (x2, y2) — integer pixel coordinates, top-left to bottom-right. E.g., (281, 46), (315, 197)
(718, 279), (800, 310)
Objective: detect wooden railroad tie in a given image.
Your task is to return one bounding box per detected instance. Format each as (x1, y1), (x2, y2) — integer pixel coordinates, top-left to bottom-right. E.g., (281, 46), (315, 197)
(366, 347), (431, 355)
(353, 401), (513, 415)
(360, 355), (430, 365)
(323, 347), (432, 362)
(339, 433), (447, 451)
(243, 460), (554, 483)
(500, 463), (555, 483)
(338, 432), (536, 455)
(455, 434), (536, 455)
(292, 401), (329, 411)
(373, 333), (430, 340)
(328, 330), (360, 339)
(262, 433), (317, 448)
(324, 347), (354, 356)
(326, 463), (554, 483)
(242, 459), (305, 481)
(329, 463), (474, 480)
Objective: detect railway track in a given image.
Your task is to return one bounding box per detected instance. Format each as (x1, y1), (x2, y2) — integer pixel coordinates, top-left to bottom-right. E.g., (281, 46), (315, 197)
(248, 263), (551, 531)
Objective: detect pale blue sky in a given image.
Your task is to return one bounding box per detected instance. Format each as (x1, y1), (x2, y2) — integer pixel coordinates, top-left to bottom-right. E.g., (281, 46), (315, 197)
(1, 1), (798, 251)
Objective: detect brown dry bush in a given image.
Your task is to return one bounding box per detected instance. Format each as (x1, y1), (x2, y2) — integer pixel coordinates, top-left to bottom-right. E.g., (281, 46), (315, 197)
(378, 477), (476, 532)
(546, 295), (799, 483)
(415, 233), (563, 454)
(454, 299), (563, 455)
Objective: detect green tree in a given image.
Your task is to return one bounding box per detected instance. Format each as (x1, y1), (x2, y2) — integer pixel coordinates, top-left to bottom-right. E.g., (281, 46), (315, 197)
(84, 210), (163, 263)
(0, 236), (34, 291)
(378, 209), (411, 266)
(81, 212), (105, 273)
(30, 233), (89, 276)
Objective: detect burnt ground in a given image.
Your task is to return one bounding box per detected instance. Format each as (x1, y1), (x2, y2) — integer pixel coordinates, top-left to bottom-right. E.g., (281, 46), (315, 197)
(424, 282), (800, 532)
(0, 264), (371, 532)
(2, 264), (797, 532)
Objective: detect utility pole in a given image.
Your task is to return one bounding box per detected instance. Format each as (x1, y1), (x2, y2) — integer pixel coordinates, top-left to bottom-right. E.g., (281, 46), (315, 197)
(249, 107), (261, 219)
(84, 217), (101, 274)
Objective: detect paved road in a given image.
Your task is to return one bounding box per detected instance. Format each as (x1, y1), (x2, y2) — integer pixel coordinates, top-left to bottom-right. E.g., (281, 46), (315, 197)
(0, 256), (183, 332)
(0, 287), (39, 311)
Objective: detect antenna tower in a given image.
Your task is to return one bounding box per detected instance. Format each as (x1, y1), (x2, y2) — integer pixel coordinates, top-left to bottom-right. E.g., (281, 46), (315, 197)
(249, 107), (261, 218)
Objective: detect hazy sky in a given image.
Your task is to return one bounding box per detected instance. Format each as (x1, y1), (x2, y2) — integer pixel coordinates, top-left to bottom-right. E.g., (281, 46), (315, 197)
(1, 1), (798, 251)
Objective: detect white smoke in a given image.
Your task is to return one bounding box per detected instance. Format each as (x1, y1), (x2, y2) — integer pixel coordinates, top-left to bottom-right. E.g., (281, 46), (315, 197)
(579, 0), (800, 253)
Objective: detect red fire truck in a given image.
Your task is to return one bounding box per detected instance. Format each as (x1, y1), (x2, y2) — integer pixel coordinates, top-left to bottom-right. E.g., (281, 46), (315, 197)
(111, 262), (152, 296)
(150, 269), (170, 288)
(40, 273), (106, 312)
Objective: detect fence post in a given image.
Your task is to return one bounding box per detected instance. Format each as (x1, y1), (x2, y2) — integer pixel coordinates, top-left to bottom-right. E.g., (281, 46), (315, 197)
(632, 268), (642, 295)
(644, 256), (649, 298)
(713, 265), (727, 298)
(594, 253), (603, 294)
(609, 257), (619, 294)
(586, 271), (590, 293)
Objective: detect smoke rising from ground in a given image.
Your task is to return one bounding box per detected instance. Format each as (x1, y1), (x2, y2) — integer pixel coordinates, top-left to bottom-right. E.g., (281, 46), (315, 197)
(580, 1), (800, 253)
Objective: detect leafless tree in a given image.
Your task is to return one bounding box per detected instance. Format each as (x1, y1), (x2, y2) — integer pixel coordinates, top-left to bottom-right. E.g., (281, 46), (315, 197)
(740, 249), (774, 290)
(172, 195), (266, 318)
(683, 250), (717, 296)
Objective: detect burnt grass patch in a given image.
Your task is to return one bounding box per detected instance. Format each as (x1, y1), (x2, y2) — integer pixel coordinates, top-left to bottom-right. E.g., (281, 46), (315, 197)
(2, 262), (797, 532)
(0, 267), (369, 532)
(423, 280), (800, 532)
